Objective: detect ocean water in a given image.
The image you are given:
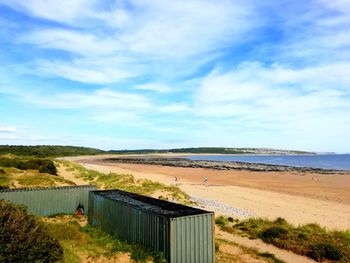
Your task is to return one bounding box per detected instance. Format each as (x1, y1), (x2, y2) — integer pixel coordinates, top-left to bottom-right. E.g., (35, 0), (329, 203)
(186, 154), (350, 170)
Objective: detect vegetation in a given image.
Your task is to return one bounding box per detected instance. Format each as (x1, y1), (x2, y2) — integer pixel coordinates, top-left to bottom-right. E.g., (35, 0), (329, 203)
(215, 238), (285, 263)
(0, 145), (104, 157)
(109, 147), (313, 155)
(0, 156), (57, 175)
(215, 216), (350, 262)
(44, 215), (166, 263)
(0, 157), (75, 189)
(60, 160), (192, 205)
(0, 200), (63, 262)
(0, 145), (313, 157)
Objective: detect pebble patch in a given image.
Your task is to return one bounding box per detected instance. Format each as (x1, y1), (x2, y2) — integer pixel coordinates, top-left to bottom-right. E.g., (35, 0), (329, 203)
(191, 196), (254, 218)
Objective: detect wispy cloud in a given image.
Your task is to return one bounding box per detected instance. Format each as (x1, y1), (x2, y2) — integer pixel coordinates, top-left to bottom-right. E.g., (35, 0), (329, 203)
(134, 83), (171, 93)
(4, 0), (259, 85)
(0, 125), (17, 133)
(194, 62), (350, 151)
(1, 1), (350, 151)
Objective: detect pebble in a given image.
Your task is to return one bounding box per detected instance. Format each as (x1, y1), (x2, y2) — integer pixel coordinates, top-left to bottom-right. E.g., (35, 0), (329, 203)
(191, 196), (254, 218)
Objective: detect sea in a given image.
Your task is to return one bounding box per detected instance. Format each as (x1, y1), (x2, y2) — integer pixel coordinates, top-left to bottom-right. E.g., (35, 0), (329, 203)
(186, 154), (350, 171)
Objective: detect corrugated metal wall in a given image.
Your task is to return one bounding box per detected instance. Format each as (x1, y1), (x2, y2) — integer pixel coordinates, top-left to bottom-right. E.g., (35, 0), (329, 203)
(0, 185), (96, 216)
(170, 214), (215, 263)
(88, 192), (171, 258)
(88, 191), (215, 263)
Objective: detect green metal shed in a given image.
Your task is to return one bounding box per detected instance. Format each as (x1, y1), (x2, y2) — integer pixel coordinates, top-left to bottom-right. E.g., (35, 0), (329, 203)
(88, 189), (215, 263)
(0, 185), (96, 216)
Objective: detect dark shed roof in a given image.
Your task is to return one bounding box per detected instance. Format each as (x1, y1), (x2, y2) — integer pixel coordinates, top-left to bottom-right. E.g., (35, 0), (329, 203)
(92, 189), (212, 218)
(0, 185), (94, 193)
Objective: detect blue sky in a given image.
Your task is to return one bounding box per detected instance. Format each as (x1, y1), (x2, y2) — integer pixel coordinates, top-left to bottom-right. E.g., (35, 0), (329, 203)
(0, 0), (350, 152)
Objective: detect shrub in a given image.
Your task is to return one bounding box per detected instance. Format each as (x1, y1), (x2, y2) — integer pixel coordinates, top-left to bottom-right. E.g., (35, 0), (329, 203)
(0, 200), (63, 262)
(261, 226), (288, 243)
(308, 243), (342, 261)
(38, 161), (58, 175)
(215, 216), (227, 226)
(0, 157), (57, 175)
(274, 217), (287, 225)
(0, 169), (5, 175)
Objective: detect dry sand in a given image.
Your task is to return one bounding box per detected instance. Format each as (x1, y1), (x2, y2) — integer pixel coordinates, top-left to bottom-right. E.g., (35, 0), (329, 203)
(67, 156), (350, 230)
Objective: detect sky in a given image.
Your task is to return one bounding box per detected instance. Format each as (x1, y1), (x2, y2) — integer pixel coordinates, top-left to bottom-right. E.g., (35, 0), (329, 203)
(0, 0), (350, 152)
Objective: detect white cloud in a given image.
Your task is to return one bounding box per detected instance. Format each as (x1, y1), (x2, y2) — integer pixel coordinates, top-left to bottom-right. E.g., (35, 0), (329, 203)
(3, 0), (259, 84)
(38, 58), (137, 84)
(22, 29), (123, 57)
(0, 125), (17, 133)
(134, 83), (171, 93)
(159, 103), (191, 113)
(195, 62), (350, 136)
(24, 88), (151, 110)
(1, 0), (98, 25)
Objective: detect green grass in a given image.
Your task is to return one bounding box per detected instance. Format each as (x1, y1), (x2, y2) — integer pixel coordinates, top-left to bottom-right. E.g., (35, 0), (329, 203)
(0, 145), (104, 157)
(16, 172), (76, 188)
(60, 161), (192, 205)
(44, 215), (167, 263)
(0, 164), (75, 189)
(215, 238), (285, 263)
(216, 216), (350, 262)
(0, 173), (10, 189)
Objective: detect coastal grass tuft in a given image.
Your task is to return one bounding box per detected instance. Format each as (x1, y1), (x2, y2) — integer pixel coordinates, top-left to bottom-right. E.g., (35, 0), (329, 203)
(217, 216), (350, 262)
(215, 238), (285, 263)
(44, 215), (167, 263)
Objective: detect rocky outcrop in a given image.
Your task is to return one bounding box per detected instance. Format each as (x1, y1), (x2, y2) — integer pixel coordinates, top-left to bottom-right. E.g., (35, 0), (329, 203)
(101, 157), (347, 174)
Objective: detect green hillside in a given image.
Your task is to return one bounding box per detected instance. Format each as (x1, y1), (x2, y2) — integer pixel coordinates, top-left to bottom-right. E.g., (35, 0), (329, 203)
(0, 145), (105, 157)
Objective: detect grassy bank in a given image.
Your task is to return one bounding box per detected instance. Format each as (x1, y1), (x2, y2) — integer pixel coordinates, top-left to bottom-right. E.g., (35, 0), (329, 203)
(0, 145), (104, 157)
(215, 238), (285, 263)
(42, 215), (166, 263)
(0, 155), (74, 189)
(216, 216), (350, 262)
(58, 160), (192, 205)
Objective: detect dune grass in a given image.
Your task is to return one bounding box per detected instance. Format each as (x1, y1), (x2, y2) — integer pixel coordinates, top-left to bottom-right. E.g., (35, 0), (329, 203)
(215, 238), (285, 263)
(0, 166), (76, 189)
(215, 216), (350, 262)
(43, 215), (166, 263)
(59, 160), (192, 205)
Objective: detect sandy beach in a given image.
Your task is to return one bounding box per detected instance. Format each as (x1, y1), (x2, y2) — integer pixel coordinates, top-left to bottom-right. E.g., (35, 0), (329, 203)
(67, 155), (350, 230)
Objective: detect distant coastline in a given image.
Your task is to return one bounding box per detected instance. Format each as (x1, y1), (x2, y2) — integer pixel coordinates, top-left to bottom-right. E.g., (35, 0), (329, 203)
(100, 156), (349, 174)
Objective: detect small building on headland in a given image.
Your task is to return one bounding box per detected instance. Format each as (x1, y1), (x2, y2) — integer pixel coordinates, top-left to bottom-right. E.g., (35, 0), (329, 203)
(88, 189), (215, 263)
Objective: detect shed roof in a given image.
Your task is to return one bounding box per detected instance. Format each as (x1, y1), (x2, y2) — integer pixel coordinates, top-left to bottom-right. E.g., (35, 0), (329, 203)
(92, 189), (212, 218)
(0, 185), (95, 192)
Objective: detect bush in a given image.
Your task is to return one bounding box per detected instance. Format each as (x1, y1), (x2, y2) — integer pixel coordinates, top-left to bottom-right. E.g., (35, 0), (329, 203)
(308, 243), (342, 261)
(0, 157), (57, 175)
(232, 217), (349, 262)
(261, 226), (288, 243)
(274, 217), (287, 225)
(215, 216), (227, 226)
(38, 161), (58, 175)
(0, 200), (63, 262)
(0, 169), (5, 175)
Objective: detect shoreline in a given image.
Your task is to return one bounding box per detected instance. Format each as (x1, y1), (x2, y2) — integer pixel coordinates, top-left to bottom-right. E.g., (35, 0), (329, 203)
(101, 156), (350, 174)
(61, 155), (350, 230)
(71, 159), (350, 230)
